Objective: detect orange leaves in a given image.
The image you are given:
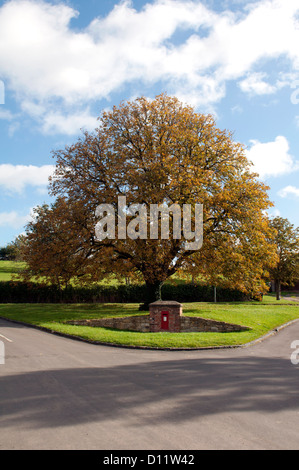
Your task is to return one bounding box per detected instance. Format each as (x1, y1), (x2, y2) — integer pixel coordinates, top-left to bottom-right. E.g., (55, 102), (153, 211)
(267, 217), (299, 290)
(32, 93), (276, 297)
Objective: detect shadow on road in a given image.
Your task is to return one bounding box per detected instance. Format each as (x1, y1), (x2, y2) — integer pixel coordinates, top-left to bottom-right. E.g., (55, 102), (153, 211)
(1, 355), (299, 429)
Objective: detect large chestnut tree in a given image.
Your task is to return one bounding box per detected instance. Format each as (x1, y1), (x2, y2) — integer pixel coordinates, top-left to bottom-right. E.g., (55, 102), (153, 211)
(21, 94), (277, 307)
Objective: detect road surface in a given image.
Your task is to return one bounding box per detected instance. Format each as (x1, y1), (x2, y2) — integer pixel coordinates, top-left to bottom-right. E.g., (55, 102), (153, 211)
(1, 317), (299, 450)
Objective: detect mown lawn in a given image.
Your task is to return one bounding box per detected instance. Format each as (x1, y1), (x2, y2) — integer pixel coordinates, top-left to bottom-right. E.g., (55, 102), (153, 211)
(0, 297), (299, 349)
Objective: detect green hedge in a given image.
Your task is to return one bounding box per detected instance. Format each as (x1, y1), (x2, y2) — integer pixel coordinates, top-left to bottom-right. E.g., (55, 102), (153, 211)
(0, 280), (249, 303)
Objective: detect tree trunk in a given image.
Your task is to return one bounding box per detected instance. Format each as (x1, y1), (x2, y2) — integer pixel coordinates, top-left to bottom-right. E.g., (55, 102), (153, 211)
(139, 280), (163, 311)
(276, 280), (281, 300)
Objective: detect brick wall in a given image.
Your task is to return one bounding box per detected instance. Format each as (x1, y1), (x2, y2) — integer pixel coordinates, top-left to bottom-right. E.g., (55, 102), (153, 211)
(149, 300), (182, 332)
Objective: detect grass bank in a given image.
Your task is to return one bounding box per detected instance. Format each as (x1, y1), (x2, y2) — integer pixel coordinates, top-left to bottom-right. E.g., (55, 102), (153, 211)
(0, 297), (299, 349)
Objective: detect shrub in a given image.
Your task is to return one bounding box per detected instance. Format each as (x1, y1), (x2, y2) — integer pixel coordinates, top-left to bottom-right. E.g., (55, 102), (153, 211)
(0, 280), (249, 304)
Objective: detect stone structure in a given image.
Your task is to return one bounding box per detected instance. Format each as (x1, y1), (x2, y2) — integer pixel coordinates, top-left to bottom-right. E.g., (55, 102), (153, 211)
(179, 316), (248, 332)
(67, 315), (150, 332)
(66, 301), (250, 334)
(149, 300), (182, 332)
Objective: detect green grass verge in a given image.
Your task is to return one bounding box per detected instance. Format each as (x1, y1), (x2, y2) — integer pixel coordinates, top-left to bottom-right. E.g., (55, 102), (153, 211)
(1, 297), (299, 349)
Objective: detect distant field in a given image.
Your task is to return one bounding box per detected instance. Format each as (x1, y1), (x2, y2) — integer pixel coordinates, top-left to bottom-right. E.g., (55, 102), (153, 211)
(0, 260), (124, 285)
(0, 260), (25, 281)
(0, 260), (193, 286)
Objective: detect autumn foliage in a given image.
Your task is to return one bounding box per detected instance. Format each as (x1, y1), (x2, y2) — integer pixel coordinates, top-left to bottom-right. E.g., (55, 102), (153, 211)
(268, 217), (299, 300)
(20, 94), (278, 306)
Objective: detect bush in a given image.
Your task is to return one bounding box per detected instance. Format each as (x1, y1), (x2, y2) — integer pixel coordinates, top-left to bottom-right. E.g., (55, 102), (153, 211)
(162, 283), (247, 302)
(0, 281), (61, 303)
(0, 280), (249, 304)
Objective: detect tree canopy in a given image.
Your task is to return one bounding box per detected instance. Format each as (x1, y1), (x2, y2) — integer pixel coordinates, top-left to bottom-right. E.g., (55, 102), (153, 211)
(0, 235), (26, 261)
(20, 94), (277, 307)
(268, 216), (299, 300)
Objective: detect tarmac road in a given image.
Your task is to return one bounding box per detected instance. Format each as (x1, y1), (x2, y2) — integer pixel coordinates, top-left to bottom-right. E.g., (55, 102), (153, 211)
(1, 317), (299, 450)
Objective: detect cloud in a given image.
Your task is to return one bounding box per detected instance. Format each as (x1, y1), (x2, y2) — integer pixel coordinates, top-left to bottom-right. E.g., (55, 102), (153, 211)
(0, 210), (33, 229)
(0, 0), (298, 133)
(239, 73), (278, 95)
(0, 109), (14, 120)
(41, 109), (99, 135)
(0, 0), (211, 102)
(268, 208), (281, 217)
(278, 185), (299, 198)
(0, 164), (55, 193)
(245, 136), (299, 179)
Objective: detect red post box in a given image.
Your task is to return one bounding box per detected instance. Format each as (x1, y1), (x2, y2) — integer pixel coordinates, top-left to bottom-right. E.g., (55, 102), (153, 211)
(161, 311), (169, 330)
(149, 300), (182, 332)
